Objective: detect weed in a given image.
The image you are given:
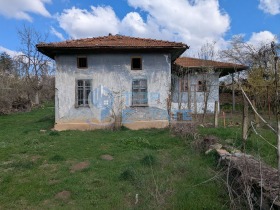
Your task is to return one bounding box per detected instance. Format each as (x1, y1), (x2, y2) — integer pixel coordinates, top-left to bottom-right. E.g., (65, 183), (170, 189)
(49, 130), (60, 136)
(119, 168), (136, 182)
(49, 154), (65, 162)
(9, 160), (34, 170)
(140, 155), (156, 166)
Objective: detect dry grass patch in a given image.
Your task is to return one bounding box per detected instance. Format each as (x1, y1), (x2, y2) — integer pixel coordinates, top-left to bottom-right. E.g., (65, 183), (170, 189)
(70, 161), (90, 173)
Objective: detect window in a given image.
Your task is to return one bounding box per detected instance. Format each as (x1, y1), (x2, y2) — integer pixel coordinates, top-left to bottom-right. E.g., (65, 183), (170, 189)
(180, 77), (189, 92)
(131, 57), (142, 70)
(132, 79), (148, 106)
(197, 80), (207, 92)
(77, 57), (88, 68)
(76, 79), (91, 107)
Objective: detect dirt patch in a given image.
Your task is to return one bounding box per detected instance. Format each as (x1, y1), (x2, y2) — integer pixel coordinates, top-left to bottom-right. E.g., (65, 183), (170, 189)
(55, 190), (71, 201)
(70, 161), (90, 173)
(39, 163), (59, 172)
(30, 155), (41, 162)
(100, 154), (114, 161)
(49, 179), (60, 185)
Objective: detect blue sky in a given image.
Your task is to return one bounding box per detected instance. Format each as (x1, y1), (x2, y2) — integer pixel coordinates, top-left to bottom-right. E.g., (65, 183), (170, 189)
(0, 0), (279, 56)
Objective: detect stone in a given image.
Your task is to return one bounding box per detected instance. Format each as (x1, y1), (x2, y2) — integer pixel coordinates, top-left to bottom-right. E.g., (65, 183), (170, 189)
(100, 154), (114, 161)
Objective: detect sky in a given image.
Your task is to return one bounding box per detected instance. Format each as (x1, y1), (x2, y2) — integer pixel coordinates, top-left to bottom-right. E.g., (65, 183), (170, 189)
(0, 0), (280, 57)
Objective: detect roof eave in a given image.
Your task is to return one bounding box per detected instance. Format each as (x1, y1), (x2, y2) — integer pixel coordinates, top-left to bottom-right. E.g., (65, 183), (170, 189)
(36, 45), (189, 60)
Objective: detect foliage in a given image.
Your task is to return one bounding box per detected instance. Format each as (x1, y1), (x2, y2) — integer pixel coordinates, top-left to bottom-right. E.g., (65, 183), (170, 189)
(199, 125), (277, 167)
(221, 35), (280, 111)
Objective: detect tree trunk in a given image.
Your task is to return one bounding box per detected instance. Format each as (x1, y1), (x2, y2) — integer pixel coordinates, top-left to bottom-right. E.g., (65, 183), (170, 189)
(214, 101), (219, 128)
(187, 74), (191, 110)
(232, 74), (235, 113)
(252, 100), (260, 127)
(274, 55), (280, 198)
(194, 84), (197, 118)
(34, 90), (40, 105)
(242, 95), (249, 143)
(202, 93), (208, 124)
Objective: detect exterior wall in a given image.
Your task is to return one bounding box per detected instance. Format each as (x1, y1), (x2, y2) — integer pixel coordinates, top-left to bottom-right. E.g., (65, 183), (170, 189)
(54, 53), (171, 130)
(171, 73), (220, 114)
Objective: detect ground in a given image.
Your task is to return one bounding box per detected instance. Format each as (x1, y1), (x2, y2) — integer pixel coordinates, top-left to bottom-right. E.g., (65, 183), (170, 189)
(0, 103), (228, 209)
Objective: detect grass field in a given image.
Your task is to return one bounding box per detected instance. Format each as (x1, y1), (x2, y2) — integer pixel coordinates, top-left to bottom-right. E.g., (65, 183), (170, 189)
(0, 104), (228, 209)
(199, 115), (277, 167)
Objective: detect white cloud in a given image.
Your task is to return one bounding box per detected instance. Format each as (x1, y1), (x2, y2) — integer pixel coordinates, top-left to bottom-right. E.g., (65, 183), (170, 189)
(57, 6), (120, 39)
(56, 0), (230, 52)
(0, 0), (51, 21)
(258, 0), (280, 15)
(0, 46), (21, 57)
(248, 31), (277, 47)
(50, 27), (65, 40)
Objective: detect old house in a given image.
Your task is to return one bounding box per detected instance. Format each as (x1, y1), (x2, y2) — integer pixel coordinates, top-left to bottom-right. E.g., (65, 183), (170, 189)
(36, 35), (188, 130)
(172, 57), (247, 114)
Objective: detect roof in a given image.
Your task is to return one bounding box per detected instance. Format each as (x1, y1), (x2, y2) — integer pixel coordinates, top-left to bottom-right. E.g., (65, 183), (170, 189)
(36, 34), (188, 60)
(174, 57), (248, 77)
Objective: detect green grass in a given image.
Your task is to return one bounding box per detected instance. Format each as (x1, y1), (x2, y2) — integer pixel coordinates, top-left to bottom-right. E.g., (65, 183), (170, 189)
(0, 103), (228, 209)
(199, 124), (277, 167)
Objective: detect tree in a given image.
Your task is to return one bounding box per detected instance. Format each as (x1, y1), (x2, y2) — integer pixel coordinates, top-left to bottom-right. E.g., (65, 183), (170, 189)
(223, 37), (280, 198)
(197, 42), (218, 123)
(271, 42), (280, 195)
(221, 35), (278, 111)
(15, 25), (50, 105)
(0, 52), (14, 75)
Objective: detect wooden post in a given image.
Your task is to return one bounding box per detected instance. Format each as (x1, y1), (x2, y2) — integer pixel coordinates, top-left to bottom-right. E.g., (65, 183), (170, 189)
(194, 84), (197, 119)
(267, 86), (271, 120)
(232, 74), (235, 113)
(223, 111), (226, 128)
(187, 73), (191, 110)
(252, 99), (260, 127)
(214, 101), (219, 128)
(242, 96), (249, 142)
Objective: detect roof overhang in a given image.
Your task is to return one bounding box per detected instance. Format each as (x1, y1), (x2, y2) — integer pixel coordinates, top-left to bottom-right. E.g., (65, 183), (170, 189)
(37, 44), (189, 62)
(173, 57), (248, 78)
(173, 64), (248, 78)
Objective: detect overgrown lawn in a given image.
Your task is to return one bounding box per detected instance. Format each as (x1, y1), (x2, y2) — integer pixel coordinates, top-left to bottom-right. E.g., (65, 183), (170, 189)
(0, 104), (228, 209)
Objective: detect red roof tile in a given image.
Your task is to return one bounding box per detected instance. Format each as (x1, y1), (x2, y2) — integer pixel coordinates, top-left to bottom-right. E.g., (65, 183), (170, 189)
(174, 57), (248, 77)
(37, 35), (188, 59)
(38, 34), (187, 48)
(175, 57), (246, 69)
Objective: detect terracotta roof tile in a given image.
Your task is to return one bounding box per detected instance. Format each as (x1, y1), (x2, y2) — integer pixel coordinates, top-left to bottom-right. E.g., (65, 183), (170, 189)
(174, 57), (248, 77)
(37, 34), (187, 49)
(175, 57), (247, 69)
(37, 35), (188, 60)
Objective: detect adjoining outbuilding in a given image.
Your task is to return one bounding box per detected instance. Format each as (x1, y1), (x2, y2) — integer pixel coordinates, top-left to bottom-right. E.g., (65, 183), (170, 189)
(172, 57), (247, 114)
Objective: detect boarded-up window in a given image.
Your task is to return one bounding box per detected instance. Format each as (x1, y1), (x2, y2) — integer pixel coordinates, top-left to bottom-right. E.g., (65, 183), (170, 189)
(132, 79), (148, 106)
(131, 57), (142, 70)
(76, 79), (91, 107)
(180, 76), (188, 92)
(197, 80), (207, 92)
(77, 57), (88, 68)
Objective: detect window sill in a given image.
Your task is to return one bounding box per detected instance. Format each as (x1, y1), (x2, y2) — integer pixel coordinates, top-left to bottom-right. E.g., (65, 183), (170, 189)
(130, 105), (149, 107)
(75, 105), (90, 108)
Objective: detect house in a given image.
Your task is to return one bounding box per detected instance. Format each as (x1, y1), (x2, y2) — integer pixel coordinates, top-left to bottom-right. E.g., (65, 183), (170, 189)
(172, 57), (247, 114)
(36, 35), (188, 130)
